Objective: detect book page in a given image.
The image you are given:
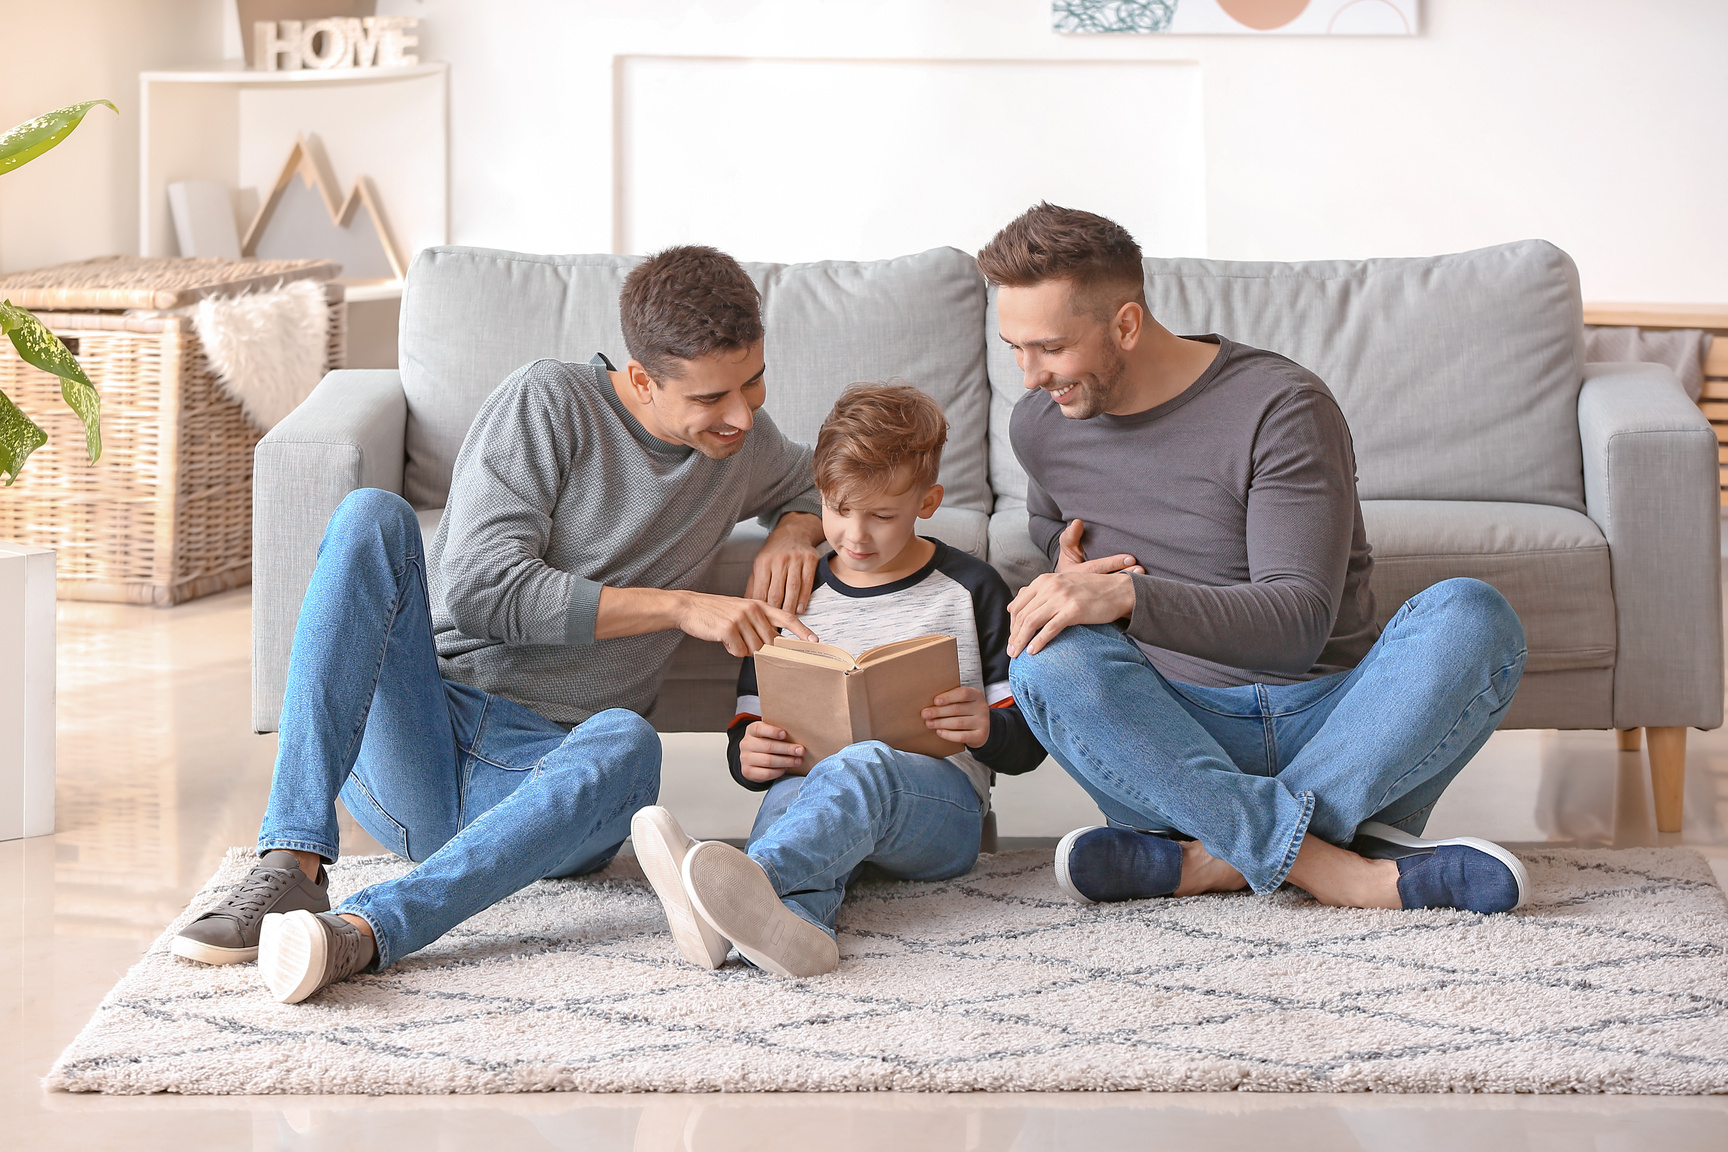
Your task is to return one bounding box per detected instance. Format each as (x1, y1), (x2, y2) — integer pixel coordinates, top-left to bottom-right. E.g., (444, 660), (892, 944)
(767, 636), (859, 670)
(856, 634), (954, 667)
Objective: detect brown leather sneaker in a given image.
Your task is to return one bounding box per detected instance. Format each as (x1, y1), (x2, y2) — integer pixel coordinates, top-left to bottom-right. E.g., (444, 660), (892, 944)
(258, 909), (376, 1003)
(171, 850), (330, 965)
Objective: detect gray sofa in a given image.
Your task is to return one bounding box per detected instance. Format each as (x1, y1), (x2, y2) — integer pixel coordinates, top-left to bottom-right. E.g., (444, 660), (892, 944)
(253, 240), (1723, 831)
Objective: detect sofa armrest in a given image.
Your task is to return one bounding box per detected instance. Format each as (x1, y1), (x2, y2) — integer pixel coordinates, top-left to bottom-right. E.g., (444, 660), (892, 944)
(252, 370), (408, 732)
(1578, 361), (1723, 729)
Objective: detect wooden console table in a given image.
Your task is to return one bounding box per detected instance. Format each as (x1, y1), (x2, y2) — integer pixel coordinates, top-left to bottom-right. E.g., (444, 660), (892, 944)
(1583, 303), (1727, 832)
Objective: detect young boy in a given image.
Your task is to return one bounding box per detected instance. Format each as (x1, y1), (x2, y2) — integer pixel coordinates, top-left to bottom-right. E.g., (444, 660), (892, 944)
(632, 383), (1045, 977)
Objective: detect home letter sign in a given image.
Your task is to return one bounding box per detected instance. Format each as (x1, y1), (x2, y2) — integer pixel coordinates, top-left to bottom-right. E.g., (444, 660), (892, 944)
(254, 16), (419, 71)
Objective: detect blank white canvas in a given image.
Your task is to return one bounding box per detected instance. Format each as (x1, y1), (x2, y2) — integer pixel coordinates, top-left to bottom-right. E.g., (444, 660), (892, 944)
(619, 58), (1205, 265)
(167, 181), (241, 259)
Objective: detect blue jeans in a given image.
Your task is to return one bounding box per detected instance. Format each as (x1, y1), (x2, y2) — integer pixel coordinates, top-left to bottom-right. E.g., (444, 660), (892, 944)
(746, 741), (985, 933)
(1009, 578), (1526, 894)
(259, 489), (662, 969)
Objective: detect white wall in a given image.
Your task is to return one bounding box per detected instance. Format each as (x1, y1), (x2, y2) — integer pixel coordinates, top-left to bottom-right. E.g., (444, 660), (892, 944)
(369, 0), (1728, 302)
(5, 1), (1726, 300)
(0, 0), (226, 273)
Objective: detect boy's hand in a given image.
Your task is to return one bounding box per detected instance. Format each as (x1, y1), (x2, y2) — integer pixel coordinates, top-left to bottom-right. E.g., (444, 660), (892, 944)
(678, 591), (816, 657)
(747, 511), (824, 613)
(739, 720), (804, 783)
(923, 686), (991, 749)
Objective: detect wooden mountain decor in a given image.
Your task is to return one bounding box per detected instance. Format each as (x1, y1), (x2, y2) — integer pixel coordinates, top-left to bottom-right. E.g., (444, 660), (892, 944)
(240, 134), (406, 280)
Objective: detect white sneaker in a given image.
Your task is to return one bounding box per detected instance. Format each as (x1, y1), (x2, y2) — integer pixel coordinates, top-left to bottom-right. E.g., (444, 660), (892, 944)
(631, 806), (731, 968)
(681, 840), (838, 978)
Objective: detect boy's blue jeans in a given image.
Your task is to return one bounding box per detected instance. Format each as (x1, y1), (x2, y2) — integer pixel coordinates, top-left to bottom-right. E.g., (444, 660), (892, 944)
(1010, 578), (1526, 894)
(258, 489), (661, 969)
(746, 741), (985, 933)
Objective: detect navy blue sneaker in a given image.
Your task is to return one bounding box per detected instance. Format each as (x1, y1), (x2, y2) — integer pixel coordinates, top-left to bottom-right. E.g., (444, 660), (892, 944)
(1054, 826), (1184, 904)
(1352, 821), (1528, 913)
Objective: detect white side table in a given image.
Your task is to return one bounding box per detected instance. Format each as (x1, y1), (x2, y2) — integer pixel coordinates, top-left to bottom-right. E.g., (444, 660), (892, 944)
(0, 541), (54, 840)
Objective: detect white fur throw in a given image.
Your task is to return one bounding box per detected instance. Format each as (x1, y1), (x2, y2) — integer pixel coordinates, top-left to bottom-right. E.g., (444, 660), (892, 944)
(192, 279), (329, 432)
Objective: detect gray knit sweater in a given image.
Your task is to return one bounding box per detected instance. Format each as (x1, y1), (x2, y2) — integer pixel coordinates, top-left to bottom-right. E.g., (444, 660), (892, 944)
(427, 356), (820, 725)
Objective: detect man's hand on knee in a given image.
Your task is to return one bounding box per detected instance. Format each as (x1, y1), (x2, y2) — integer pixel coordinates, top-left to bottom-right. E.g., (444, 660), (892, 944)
(1008, 570), (1138, 657)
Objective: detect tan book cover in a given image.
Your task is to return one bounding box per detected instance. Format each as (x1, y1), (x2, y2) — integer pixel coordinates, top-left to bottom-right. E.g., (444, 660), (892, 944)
(754, 634), (965, 771)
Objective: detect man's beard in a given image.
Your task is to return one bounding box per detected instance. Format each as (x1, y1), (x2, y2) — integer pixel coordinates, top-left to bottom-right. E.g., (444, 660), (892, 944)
(1052, 346), (1128, 420)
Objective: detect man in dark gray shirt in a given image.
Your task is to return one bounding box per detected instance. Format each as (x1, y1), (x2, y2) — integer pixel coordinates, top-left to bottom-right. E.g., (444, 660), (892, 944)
(985, 204), (1531, 916)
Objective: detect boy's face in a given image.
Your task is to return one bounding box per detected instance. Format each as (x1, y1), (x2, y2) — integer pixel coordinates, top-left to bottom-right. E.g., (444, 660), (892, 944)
(821, 471), (943, 577)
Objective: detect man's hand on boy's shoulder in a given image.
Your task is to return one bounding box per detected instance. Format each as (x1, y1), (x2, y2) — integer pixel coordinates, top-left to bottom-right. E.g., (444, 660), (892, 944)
(1008, 519), (1145, 657)
(739, 720), (805, 783)
(922, 686), (992, 749)
(747, 511), (825, 613)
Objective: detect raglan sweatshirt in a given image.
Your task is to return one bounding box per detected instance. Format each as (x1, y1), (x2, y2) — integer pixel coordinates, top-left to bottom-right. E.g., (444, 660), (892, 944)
(727, 539), (1047, 801)
(427, 355), (821, 725)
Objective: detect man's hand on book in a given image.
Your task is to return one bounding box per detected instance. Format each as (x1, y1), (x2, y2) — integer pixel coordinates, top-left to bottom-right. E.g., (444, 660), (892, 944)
(922, 686), (991, 748)
(739, 721), (804, 782)
(747, 511), (824, 613)
(678, 592), (817, 658)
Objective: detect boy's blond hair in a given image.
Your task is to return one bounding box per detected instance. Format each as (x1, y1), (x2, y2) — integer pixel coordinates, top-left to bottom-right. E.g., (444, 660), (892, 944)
(814, 383), (947, 505)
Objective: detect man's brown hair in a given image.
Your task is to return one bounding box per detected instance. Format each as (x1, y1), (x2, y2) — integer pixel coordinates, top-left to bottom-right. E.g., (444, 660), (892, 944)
(814, 382), (948, 505)
(619, 245), (763, 384)
(975, 202), (1147, 320)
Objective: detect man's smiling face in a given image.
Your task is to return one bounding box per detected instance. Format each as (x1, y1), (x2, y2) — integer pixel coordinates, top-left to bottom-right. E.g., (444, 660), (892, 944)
(633, 342), (767, 459)
(996, 280), (1131, 421)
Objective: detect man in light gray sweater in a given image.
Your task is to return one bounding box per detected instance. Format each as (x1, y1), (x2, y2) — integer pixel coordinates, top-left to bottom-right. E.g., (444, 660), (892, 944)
(173, 246), (828, 1002)
(987, 204), (1532, 918)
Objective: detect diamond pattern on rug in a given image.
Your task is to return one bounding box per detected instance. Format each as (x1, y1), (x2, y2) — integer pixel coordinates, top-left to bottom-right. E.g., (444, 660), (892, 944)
(45, 847), (1728, 1094)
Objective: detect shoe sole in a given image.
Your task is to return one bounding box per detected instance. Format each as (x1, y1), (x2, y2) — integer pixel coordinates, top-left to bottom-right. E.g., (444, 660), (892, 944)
(258, 909), (329, 1004)
(1054, 826), (1104, 904)
(681, 842), (838, 978)
(1356, 820), (1530, 911)
(170, 935), (258, 965)
(631, 807), (731, 969)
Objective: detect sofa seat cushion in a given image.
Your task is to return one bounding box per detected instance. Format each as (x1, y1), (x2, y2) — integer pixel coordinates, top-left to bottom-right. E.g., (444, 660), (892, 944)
(1361, 500), (1614, 674)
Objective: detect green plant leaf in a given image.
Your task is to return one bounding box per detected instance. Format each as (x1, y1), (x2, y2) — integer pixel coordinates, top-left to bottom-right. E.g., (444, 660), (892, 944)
(0, 301), (100, 463)
(0, 387), (48, 485)
(0, 100), (117, 176)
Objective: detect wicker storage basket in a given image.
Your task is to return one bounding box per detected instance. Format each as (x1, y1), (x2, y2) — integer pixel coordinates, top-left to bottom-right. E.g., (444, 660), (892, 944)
(0, 257), (345, 605)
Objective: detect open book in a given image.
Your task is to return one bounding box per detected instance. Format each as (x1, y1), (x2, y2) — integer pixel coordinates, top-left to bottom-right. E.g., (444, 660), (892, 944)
(754, 634), (965, 770)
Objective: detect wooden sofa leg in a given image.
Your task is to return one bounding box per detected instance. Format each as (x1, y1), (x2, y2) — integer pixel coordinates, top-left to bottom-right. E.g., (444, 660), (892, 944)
(1646, 726), (1687, 833)
(1616, 728), (1642, 752)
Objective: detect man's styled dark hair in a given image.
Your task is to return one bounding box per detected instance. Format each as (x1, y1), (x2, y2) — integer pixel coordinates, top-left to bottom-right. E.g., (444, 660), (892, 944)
(619, 245), (763, 384)
(814, 382), (948, 505)
(975, 202), (1148, 321)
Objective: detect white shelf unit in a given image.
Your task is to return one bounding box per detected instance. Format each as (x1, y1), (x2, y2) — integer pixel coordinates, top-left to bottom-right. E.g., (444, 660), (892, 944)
(138, 63), (448, 283)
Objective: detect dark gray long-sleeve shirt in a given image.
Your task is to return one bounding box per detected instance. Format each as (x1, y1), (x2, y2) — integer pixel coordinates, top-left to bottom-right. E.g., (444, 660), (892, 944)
(1010, 335), (1378, 687)
(428, 356), (821, 724)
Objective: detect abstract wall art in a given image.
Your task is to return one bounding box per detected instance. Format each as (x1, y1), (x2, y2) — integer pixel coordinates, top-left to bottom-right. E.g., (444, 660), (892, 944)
(1054, 0), (1418, 35)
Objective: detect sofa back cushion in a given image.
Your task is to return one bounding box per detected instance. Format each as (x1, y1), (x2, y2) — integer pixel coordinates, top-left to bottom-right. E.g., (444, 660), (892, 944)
(399, 246), (991, 512)
(986, 239), (1586, 513)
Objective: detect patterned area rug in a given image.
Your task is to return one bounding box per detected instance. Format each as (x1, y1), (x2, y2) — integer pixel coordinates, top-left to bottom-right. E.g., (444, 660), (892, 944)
(47, 847), (1728, 1094)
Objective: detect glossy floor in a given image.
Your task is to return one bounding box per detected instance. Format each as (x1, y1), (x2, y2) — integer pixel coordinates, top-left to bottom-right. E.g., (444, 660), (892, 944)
(4, 589), (1727, 1150)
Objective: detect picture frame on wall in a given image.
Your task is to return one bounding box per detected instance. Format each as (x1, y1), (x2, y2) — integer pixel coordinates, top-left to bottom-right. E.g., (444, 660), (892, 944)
(1054, 0), (1419, 35)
